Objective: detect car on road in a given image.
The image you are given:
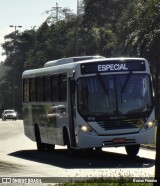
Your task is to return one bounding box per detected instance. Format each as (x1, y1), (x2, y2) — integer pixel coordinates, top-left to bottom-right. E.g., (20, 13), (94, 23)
(2, 109), (17, 121)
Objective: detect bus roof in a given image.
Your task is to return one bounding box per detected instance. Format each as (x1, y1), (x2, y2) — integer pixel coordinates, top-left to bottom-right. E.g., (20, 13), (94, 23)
(43, 56), (105, 67)
(22, 57), (148, 78)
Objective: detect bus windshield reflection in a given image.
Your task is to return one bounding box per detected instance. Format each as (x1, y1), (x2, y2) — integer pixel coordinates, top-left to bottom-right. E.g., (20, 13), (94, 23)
(77, 74), (152, 116)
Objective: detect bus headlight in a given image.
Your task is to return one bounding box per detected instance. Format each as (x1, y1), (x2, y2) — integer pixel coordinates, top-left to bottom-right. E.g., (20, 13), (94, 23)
(147, 121), (154, 128)
(79, 124), (97, 135)
(81, 126), (89, 132)
(144, 121), (154, 129)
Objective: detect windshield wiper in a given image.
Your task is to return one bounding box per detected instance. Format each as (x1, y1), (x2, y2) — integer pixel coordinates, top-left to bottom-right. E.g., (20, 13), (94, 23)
(96, 73), (108, 95)
(121, 71), (133, 93)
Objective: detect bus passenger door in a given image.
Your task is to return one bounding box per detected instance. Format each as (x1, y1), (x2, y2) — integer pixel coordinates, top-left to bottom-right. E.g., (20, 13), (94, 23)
(68, 78), (76, 147)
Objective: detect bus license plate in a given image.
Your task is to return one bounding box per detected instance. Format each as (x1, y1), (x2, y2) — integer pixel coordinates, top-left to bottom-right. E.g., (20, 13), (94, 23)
(113, 138), (126, 143)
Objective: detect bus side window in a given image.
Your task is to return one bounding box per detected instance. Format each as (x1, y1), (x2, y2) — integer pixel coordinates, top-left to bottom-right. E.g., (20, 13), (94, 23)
(51, 75), (59, 101)
(37, 77), (44, 101)
(59, 73), (67, 101)
(23, 79), (29, 102)
(44, 76), (51, 101)
(29, 78), (36, 102)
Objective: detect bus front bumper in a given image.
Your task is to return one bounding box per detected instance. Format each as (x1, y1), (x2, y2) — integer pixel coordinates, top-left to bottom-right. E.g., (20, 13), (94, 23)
(76, 127), (155, 149)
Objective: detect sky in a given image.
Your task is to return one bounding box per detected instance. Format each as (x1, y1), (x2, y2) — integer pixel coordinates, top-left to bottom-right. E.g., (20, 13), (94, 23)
(0, 0), (77, 62)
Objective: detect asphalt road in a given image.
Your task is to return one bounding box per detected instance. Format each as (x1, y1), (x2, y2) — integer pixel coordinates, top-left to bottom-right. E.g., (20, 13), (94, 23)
(0, 120), (156, 185)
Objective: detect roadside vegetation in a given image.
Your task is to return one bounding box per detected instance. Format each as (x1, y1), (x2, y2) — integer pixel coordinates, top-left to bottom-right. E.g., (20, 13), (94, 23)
(56, 179), (154, 186)
(59, 183), (153, 186)
(1, 0), (160, 116)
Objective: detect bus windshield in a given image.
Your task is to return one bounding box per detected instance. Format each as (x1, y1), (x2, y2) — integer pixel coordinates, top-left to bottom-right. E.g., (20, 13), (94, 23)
(77, 74), (152, 117)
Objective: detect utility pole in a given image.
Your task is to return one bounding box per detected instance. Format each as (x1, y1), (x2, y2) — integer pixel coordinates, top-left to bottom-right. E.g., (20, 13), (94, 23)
(9, 25), (22, 51)
(52, 2), (62, 22)
(9, 25), (22, 109)
(76, 0), (84, 56)
(76, 0), (79, 56)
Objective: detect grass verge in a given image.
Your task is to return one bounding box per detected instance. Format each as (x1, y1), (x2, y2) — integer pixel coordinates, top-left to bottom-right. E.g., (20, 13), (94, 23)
(55, 177), (155, 186)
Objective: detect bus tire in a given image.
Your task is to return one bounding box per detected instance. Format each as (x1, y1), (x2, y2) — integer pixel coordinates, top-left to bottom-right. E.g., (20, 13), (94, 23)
(63, 127), (75, 154)
(125, 144), (140, 156)
(94, 147), (102, 151)
(46, 144), (55, 152)
(63, 128), (71, 149)
(35, 125), (45, 151)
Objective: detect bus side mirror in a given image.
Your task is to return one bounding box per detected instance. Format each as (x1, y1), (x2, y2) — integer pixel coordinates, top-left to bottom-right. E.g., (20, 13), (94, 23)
(70, 79), (76, 92)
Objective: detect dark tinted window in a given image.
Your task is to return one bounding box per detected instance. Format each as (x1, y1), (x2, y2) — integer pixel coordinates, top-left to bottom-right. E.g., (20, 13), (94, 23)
(51, 75), (59, 101)
(44, 76), (51, 101)
(23, 79), (29, 102)
(37, 77), (44, 101)
(59, 74), (67, 101)
(29, 78), (36, 101)
(25, 73), (67, 102)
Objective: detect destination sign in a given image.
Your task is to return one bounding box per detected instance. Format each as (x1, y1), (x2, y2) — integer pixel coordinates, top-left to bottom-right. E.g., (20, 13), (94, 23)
(81, 59), (146, 74)
(98, 63), (128, 71)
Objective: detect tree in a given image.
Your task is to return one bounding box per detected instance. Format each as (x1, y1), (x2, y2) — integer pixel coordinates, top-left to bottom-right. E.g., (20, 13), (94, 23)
(0, 28), (37, 114)
(81, 0), (136, 56)
(121, 0), (160, 182)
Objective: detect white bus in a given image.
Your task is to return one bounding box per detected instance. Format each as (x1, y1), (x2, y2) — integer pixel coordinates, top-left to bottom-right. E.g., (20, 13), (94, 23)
(22, 56), (155, 156)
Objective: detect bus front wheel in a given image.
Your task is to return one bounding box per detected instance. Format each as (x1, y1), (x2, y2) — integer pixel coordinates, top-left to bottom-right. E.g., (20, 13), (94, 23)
(35, 126), (55, 152)
(63, 129), (71, 150)
(125, 144), (140, 156)
(35, 126), (46, 151)
(63, 128), (76, 154)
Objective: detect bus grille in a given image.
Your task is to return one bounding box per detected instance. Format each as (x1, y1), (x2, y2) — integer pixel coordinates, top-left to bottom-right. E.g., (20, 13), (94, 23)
(97, 118), (144, 130)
